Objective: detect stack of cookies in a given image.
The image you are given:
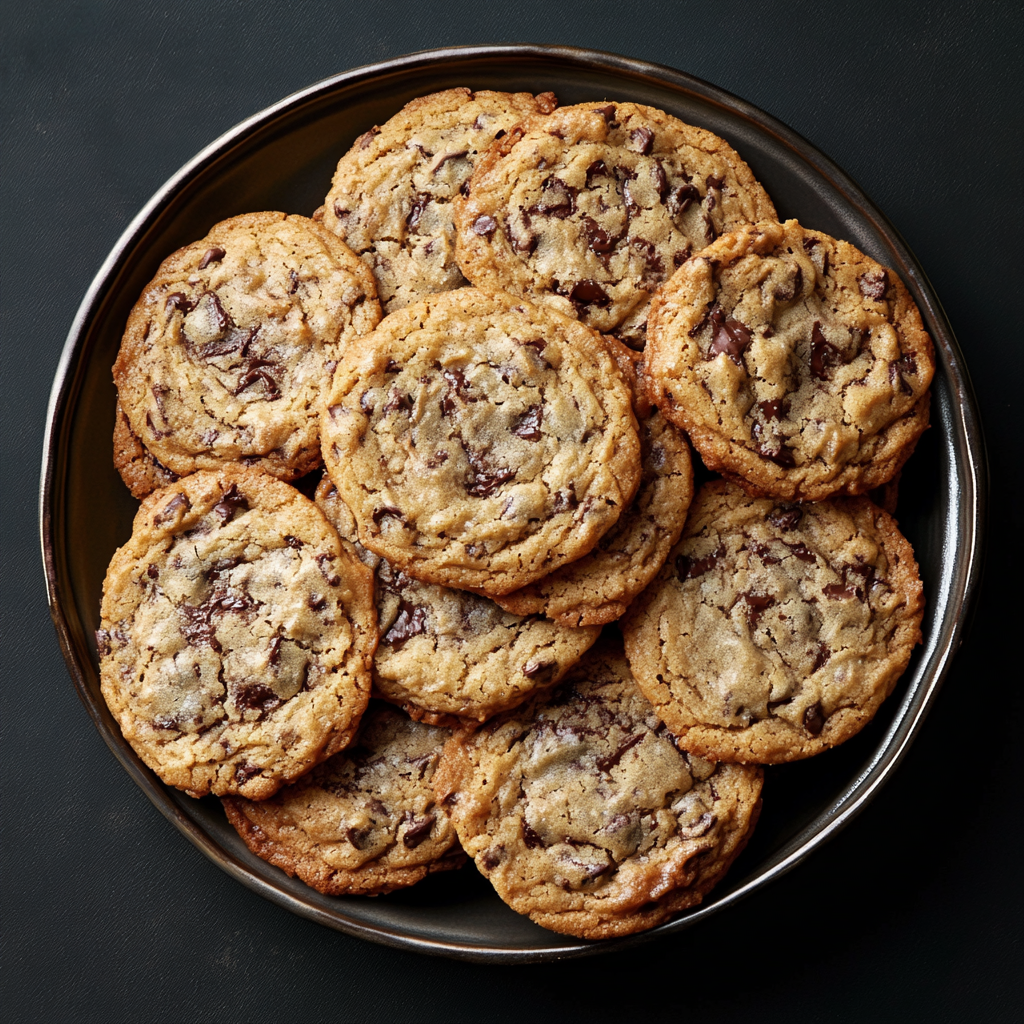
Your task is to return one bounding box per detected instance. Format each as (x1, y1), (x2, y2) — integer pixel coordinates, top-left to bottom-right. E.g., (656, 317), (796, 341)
(98, 87), (930, 940)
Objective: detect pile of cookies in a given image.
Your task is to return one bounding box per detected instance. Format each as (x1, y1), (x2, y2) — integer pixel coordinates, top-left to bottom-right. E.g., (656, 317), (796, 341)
(97, 87), (931, 941)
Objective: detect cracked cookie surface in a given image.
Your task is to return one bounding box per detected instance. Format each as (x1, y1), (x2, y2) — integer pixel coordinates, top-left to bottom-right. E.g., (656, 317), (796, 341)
(645, 220), (934, 500)
(323, 87), (558, 314)
(98, 467), (377, 799)
(455, 101), (776, 349)
(320, 288), (641, 597)
(222, 703), (465, 896)
(622, 480), (925, 763)
(315, 477), (599, 722)
(113, 211), (380, 497)
(494, 340), (694, 626)
(433, 639), (763, 939)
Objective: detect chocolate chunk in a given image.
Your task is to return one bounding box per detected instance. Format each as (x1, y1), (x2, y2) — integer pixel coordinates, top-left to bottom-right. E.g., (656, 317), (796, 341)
(383, 387), (413, 414)
(522, 822), (545, 849)
(372, 505), (405, 526)
(95, 629), (112, 657)
(472, 214), (498, 237)
(631, 238), (664, 289)
(346, 826), (372, 849)
(511, 404), (543, 441)
(198, 323), (259, 361)
(287, 269), (299, 294)
(767, 506), (801, 531)
(774, 266), (802, 302)
(804, 702), (826, 735)
(596, 732), (644, 773)
(165, 292), (194, 315)
(569, 279), (611, 308)
(234, 762), (262, 785)
(586, 159), (611, 185)
(357, 126), (381, 149)
(307, 593), (326, 611)
(758, 399), (788, 420)
(466, 462), (516, 498)
(233, 357), (280, 399)
(581, 215), (618, 254)
(591, 104), (616, 123)
(509, 218), (537, 254)
(332, 201), (350, 222)
(810, 321), (842, 380)
(154, 492), (190, 525)
(426, 450), (448, 468)
(213, 483), (248, 523)
(383, 600), (427, 650)
(651, 160), (669, 199)
(760, 444), (796, 468)
(742, 591), (775, 627)
(197, 247), (226, 270)
(629, 126), (654, 154)
(858, 269), (889, 300)
(812, 643), (831, 671)
(786, 542), (817, 563)
(678, 812), (716, 839)
(233, 682), (282, 715)
(431, 150), (467, 174)
(406, 192), (430, 230)
(523, 659), (557, 682)
(622, 178), (639, 219)
(480, 846), (504, 869)
(667, 183), (700, 222)
(708, 306), (752, 364)
(402, 811), (436, 849)
(528, 176), (576, 219)
(823, 581), (858, 601)
(552, 484), (577, 513)
(676, 544), (724, 580)
(750, 541), (780, 565)
(889, 354), (918, 395)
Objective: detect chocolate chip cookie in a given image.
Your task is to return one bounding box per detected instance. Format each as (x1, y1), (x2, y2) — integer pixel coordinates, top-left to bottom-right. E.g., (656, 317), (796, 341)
(222, 703), (465, 896)
(454, 101), (776, 348)
(622, 480), (925, 763)
(97, 467), (377, 799)
(645, 220), (934, 500)
(320, 288), (641, 597)
(433, 639), (763, 939)
(494, 339), (694, 626)
(315, 477), (600, 723)
(113, 211), (380, 497)
(323, 87), (558, 314)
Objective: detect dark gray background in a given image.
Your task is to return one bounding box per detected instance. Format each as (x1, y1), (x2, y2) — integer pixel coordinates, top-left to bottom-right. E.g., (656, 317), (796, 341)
(3, 2), (1021, 1021)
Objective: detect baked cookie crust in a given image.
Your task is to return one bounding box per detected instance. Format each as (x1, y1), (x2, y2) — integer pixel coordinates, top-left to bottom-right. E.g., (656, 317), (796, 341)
(434, 640), (763, 939)
(97, 467), (377, 799)
(622, 481), (925, 763)
(455, 101), (776, 348)
(645, 219), (934, 500)
(320, 288), (641, 597)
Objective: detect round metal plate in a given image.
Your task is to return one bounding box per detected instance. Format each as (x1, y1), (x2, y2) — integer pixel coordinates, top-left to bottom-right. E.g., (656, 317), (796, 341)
(40, 44), (986, 962)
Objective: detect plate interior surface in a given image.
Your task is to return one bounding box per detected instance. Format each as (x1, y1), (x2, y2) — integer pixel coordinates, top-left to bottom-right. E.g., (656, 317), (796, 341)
(42, 45), (983, 962)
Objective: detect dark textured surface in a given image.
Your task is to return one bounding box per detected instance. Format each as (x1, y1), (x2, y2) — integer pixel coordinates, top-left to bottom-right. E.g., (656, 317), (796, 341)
(2, 1), (1021, 1021)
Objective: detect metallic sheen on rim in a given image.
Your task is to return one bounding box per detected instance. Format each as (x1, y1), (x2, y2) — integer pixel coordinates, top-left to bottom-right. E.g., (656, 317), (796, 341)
(40, 44), (986, 962)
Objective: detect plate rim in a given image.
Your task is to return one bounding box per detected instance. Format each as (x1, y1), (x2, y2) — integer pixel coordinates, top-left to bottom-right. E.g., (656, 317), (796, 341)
(39, 42), (988, 963)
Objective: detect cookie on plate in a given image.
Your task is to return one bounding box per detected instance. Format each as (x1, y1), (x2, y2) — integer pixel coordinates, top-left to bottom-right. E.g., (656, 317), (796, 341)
(455, 101), (776, 348)
(315, 477), (600, 723)
(113, 211), (380, 497)
(433, 639), (763, 939)
(493, 339), (694, 627)
(622, 480), (925, 763)
(97, 467), (377, 800)
(222, 703), (465, 896)
(322, 87), (558, 314)
(320, 288), (641, 597)
(645, 219), (934, 501)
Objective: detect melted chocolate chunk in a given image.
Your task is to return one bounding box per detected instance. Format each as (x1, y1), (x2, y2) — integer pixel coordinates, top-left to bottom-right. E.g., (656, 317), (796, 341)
(383, 600), (427, 650)
(406, 192), (430, 230)
(472, 214), (497, 237)
(651, 160), (669, 199)
(432, 150), (467, 174)
(402, 811), (436, 849)
(760, 443), (796, 468)
(197, 246), (226, 270)
(707, 306), (752, 364)
(750, 541), (780, 565)
(372, 505), (405, 526)
(213, 484), (248, 523)
(233, 682), (282, 715)
(357, 126), (380, 149)
(154, 492), (190, 525)
(786, 542), (817, 563)
(233, 357), (280, 399)
(522, 822), (545, 849)
(383, 387), (413, 414)
(165, 292), (194, 315)
(629, 126), (654, 154)
(742, 591), (775, 627)
(591, 104), (616, 123)
(581, 215), (619, 254)
(676, 544), (725, 580)
(511, 404), (543, 441)
(346, 826), (372, 849)
(585, 159), (611, 185)
(889, 354), (918, 395)
(667, 183), (700, 223)
(812, 643), (831, 671)
(758, 398), (788, 420)
(810, 321), (841, 381)
(804, 702), (826, 735)
(234, 762), (262, 785)
(569, 279), (611, 309)
(528, 176), (576, 219)
(595, 732), (644, 773)
(858, 269), (889, 300)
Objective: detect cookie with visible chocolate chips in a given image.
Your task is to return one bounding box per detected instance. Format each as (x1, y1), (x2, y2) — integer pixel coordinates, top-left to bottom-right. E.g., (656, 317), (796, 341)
(222, 703), (465, 896)
(320, 288), (641, 597)
(323, 87), (558, 315)
(315, 477), (600, 723)
(113, 211), (380, 497)
(645, 219), (934, 500)
(433, 639), (763, 939)
(621, 480), (925, 764)
(97, 467), (377, 800)
(454, 101), (776, 349)
(494, 339), (695, 626)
